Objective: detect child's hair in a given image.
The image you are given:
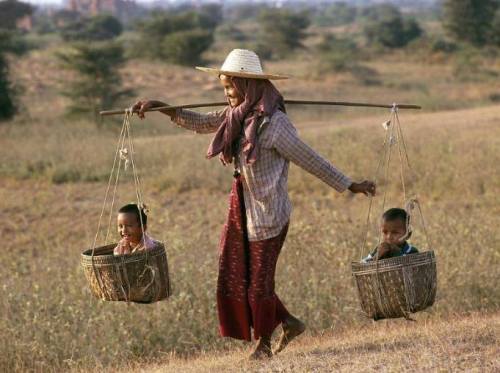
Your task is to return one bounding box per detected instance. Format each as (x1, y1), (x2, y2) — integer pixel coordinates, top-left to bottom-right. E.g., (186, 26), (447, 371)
(118, 203), (148, 226)
(382, 208), (408, 225)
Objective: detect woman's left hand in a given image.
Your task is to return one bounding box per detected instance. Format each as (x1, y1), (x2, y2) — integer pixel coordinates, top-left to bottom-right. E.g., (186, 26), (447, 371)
(348, 180), (376, 196)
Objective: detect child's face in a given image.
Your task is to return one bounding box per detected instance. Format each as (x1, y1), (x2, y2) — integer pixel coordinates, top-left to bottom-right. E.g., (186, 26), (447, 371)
(117, 212), (146, 246)
(381, 219), (407, 245)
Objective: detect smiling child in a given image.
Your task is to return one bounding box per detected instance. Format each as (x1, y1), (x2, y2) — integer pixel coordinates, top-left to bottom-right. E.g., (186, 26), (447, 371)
(113, 204), (159, 255)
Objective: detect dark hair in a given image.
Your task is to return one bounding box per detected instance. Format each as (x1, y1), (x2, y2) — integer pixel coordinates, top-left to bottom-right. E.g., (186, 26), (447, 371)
(382, 208), (408, 224)
(118, 203), (147, 226)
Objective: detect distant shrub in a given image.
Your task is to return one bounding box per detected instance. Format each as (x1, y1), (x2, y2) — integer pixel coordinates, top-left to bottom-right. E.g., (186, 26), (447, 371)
(362, 4), (422, 48)
(225, 4), (263, 21)
(315, 2), (357, 27)
(442, 0), (499, 47)
(489, 92), (500, 102)
(316, 33), (379, 84)
(0, 0), (33, 30)
(0, 53), (15, 121)
(451, 47), (498, 81)
(490, 10), (500, 47)
(257, 8), (310, 60)
(135, 8), (220, 64)
(317, 34), (359, 72)
(0, 30), (30, 122)
(161, 29), (214, 66)
(215, 24), (247, 42)
(60, 15), (123, 42)
(51, 168), (81, 184)
(430, 38), (458, 54)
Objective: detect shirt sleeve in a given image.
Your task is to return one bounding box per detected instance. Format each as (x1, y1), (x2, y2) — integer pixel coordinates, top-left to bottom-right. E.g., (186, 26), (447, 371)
(172, 108), (225, 134)
(271, 115), (352, 192)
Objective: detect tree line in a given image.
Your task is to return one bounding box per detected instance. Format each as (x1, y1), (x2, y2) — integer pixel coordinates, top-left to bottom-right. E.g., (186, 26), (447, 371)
(1, 0), (500, 123)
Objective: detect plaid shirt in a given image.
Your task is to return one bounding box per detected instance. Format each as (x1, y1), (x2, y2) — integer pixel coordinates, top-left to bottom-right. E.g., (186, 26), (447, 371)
(173, 109), (352, 241)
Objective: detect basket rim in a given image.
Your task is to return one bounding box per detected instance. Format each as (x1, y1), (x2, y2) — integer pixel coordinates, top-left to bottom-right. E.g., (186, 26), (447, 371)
(351, 250), (435, 273)
(81, 242), (166, 266)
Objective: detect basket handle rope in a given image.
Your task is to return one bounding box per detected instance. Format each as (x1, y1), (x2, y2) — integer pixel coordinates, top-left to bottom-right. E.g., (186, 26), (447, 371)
(358, 104), (433, 259)
(358, 104), (434, 320)
(90, 108), (149, 301)
(89, 111), (128, 297)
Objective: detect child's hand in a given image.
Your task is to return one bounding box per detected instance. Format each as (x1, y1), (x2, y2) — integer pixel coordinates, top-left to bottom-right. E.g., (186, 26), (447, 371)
(377, 242), (399, 259)
(114, 240), (132, 255)
(348, 181), (376, 196)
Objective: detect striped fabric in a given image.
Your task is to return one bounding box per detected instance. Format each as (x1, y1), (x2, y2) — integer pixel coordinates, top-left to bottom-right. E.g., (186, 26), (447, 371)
(173, 109), (352, 241)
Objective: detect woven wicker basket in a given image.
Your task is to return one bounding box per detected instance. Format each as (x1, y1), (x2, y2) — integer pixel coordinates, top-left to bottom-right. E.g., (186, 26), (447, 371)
(351, 251), (437, 320)
(81, 242), (171, 303)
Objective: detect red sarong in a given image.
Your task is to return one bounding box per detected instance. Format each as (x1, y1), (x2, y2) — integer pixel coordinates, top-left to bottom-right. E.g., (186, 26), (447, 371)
(217, 173), (290, 341)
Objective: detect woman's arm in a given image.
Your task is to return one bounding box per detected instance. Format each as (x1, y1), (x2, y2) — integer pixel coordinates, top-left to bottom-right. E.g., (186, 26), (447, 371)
(172, 108), (226, 134)
(131, 100), (225, 134)
(272, 114), (376, 195)
(271, 114), (352, 192)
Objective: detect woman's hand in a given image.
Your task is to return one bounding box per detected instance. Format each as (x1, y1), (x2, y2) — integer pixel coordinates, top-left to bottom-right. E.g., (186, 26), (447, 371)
(348, 180), (376, 196)
(131, 100), (175, 120)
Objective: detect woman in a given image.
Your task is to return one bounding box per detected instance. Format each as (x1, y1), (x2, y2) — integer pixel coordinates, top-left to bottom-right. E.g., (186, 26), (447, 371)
(132, 49), (376, 359)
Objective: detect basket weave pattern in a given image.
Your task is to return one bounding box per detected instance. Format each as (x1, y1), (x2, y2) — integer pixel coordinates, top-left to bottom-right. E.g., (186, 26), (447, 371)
(351, 251), (437, 319)
(81, 243), (171, 303)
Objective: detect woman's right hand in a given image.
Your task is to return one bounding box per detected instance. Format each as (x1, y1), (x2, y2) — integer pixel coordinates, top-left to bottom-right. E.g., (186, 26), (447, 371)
(131, 100), (156, 119)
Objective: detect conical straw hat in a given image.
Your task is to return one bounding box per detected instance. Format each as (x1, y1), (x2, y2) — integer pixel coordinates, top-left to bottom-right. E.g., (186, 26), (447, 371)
(196, 49), (289, 80)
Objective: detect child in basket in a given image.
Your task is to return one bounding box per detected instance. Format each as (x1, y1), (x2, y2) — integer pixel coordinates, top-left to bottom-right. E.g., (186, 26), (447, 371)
(114, 203), (160, 255)
(362, 207), (418, 262)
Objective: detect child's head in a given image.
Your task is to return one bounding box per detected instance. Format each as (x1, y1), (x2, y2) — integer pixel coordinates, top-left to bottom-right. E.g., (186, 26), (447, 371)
(381, 208), (410, 245)
(117, 204), (148, 245)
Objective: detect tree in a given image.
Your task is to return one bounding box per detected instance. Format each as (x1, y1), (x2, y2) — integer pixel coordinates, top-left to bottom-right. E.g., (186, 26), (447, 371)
(362, 4), (422, 48)
(491, 9), (500, 46)
(57, 41), (133, 125)
(0, 53), (15, 121)
(0, 0), (33, 30)
(0, 30), (28, 121)
(257, 9), (310, 59)
(442, 0), (499, 46)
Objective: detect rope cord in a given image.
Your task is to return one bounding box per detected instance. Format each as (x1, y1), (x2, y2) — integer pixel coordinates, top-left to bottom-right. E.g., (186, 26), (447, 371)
(104, 125), (127, 244)
(90, 116), (128, 296)
(89, 109), (151, 302)
(358, 121), (392, 259)
(356, 104), (434, 320)
(124, 109), (149, 268)
(359, 105), (433, 258)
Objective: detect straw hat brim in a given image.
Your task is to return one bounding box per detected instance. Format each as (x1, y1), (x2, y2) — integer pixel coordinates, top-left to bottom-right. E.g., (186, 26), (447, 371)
(195, 66), (289, 80)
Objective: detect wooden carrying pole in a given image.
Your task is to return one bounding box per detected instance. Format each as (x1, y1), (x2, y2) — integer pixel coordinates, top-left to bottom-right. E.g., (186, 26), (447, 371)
(99, 100), (421, 116)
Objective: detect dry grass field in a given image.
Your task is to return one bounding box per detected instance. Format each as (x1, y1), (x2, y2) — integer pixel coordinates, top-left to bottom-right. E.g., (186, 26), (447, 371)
(1, 37), (499, 372)
(129, 312), (500, 372)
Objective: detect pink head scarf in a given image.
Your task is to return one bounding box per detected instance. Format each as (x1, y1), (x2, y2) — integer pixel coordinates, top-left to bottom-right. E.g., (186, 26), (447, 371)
(206, 77), (285, 165)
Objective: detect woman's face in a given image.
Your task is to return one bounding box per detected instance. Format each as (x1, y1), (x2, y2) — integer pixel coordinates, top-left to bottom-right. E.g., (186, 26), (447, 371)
(219, 74), (243, 108)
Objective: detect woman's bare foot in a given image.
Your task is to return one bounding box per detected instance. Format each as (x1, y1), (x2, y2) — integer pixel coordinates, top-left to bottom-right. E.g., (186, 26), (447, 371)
(249, 336), (273, 360)
(273, 315), (306, 355)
